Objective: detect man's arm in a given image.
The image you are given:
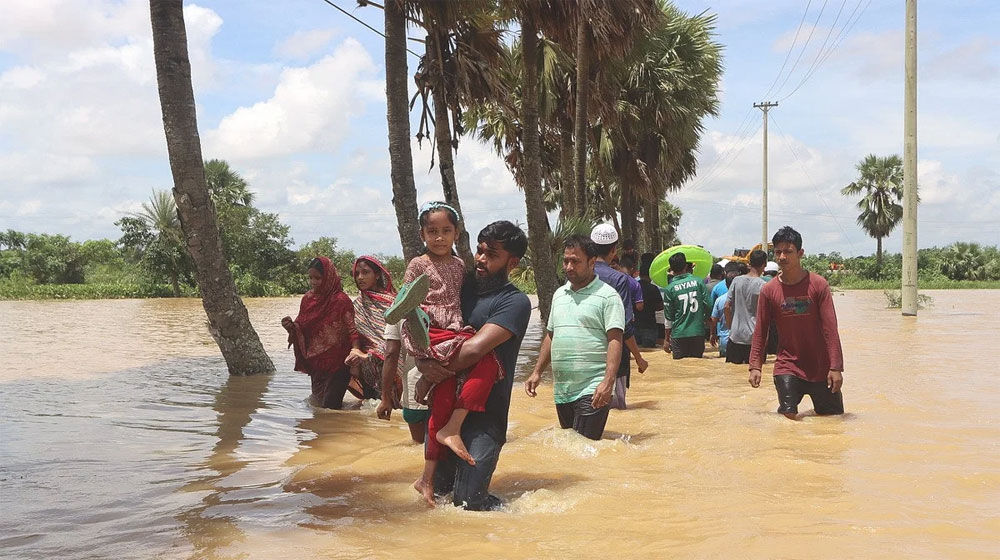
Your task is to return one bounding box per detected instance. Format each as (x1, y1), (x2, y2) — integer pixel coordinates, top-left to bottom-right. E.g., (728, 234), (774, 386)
(816, 280), (845, 393)
(525, 330), (553, 397)
(724, 290), (734, 329)
(376, 339), (402, 420)
(415, 323), (515, 383)
(748, 288), (773, 388)
(593, 329), (623, 408)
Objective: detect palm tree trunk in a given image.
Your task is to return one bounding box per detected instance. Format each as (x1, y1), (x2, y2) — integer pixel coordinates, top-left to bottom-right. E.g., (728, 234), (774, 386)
(170, 270), (180, 297)
(430, 32), (474, 271)
(384, 0), (423, 261)
(643, 197), (661, 253)
(559, 123), (576, 219)
(521, 18), (558, 323)
(574, 15), (591, 218)
(621, 187), (638, 244)
(876, 236), (883, 275)
(150, 0), (273, 376)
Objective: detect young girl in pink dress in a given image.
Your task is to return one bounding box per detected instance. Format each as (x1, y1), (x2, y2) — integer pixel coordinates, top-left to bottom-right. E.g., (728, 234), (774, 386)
(385, 201), (503, 507)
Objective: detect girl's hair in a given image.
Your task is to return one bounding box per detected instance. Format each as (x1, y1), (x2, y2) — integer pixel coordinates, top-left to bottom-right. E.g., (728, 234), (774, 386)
(309, 258), (324, 274)
(354, 258), (386, 291)
(418, 201), (460, 228)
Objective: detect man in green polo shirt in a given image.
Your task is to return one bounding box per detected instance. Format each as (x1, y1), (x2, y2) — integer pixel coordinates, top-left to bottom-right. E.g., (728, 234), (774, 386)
(525, 234), (624, 440)
(662, 252), (712, 359)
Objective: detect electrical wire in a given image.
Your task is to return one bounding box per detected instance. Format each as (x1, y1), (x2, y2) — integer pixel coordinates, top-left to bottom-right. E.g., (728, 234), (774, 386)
(317, 0), (421, 57)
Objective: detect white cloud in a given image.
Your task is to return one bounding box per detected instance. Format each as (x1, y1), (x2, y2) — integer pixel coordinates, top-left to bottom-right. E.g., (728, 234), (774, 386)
(273, 28), (338, 60)
(205, 38), (382, 160)
(17, 200), (42, 216)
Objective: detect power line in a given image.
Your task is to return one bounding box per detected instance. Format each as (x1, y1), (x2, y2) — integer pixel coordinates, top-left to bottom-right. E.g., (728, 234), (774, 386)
(780, 0), (871, 102)
(760, 0), (813, 100)
(768, 113), (860, 253)
(317, 0), (421, 57)
(772, 0), (830, 99)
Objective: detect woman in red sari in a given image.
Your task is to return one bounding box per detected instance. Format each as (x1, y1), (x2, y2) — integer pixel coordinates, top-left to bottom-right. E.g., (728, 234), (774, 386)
(281, 257), (359, 409)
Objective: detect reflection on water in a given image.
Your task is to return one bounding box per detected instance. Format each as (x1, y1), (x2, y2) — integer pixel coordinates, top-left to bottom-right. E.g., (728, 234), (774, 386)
(1, 292), (999, 559)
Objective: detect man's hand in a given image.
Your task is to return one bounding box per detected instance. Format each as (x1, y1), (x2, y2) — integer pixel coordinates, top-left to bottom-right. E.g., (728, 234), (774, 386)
(748, 368), (762, 388)
(709, 334), (718, 347)
(591, 379), (613, 408)
(662, 340), (671, 354)
(281, 316), (293, 331)
(344, 348), (367, 366)
(636, 355), (648, 374)
(827, 369), (843, 393)
(376, 396), (392, 420)
(524, 371), (542, 398)
(415, 358), (454, 384)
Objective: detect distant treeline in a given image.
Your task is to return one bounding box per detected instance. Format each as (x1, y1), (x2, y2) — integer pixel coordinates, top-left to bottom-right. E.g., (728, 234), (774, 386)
(800, 243), (1000, 289)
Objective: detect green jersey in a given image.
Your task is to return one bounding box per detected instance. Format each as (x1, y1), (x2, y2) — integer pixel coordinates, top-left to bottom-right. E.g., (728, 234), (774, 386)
(663, 272), (712, 338)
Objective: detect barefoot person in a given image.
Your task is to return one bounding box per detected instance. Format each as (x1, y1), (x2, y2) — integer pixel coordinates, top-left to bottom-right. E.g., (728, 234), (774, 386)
(590, 224), (647, 410)
(415, 221), (531, 510)
(282, 257), (360, 409)
(748, 227), (845, 419)
(386, 204), (514, 506)
(525, 235), (624, 440)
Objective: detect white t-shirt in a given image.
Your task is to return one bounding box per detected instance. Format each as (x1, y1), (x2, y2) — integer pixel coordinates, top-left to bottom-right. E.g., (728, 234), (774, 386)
(383, 322), (426, 411)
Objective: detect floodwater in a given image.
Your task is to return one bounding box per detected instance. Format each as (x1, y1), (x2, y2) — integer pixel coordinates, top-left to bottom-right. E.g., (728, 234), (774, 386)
(1, 291), (998, 559)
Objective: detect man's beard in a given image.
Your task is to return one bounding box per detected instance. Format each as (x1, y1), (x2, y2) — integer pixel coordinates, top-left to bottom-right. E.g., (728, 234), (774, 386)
(472, 267), (510, 294)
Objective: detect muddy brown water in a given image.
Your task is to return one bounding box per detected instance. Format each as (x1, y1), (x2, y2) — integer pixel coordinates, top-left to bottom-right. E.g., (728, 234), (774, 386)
(1, 291), (998, 559)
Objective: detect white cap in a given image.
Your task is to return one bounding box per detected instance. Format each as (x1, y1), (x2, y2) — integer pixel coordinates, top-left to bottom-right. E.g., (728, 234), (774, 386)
(590, 223), (619, 245)
(765, 261), (779, 273)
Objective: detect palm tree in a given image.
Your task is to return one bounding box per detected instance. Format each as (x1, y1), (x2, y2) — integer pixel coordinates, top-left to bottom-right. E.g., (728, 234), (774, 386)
(595, 1), (722, 247)
(383, 0), (423, 261)
(569, 0), (660, 218)
(941, 242), (989, 281)
(204, 159), (254, 207)
(133, 189), (185, 296)
(841, 154), (907, 272)
(149, 0), (274, 376)
(408, 0), (507, 270)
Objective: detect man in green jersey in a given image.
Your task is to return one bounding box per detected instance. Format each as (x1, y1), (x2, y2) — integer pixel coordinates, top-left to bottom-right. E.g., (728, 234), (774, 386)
(662, 252), (712, 359)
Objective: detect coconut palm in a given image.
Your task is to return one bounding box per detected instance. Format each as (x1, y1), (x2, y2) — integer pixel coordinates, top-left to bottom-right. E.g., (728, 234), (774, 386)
(841, 154), (907, 272)
(149, 0), (274, 376)
(382, 0), (424, 261)
(132, 189), (185, 296)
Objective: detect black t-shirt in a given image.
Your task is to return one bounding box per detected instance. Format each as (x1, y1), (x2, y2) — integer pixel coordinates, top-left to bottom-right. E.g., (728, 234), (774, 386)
(460, 280), (532, 444)
(634, 278), (664, 329)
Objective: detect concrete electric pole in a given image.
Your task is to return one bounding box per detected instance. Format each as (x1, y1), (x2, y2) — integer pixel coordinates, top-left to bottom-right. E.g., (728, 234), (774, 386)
(754, 101), (778, 250)
(902, 0), (918, 316)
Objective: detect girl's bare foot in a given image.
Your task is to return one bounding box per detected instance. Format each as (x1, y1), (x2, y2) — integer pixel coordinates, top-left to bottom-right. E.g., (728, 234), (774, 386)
(413, 477), (435, 507)
(414, 376), (433, 406)
(436, 426), (475, 465)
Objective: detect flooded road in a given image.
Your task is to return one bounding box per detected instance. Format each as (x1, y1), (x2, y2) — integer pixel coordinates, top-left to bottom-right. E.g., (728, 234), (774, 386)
(1, 291), (998, 559)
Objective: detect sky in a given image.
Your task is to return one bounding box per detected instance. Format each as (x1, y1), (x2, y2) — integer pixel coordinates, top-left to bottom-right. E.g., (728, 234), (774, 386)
(1, 0), (998, 259)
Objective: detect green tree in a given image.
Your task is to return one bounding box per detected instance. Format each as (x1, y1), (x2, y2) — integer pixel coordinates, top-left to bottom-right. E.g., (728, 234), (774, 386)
(841, 154), (906, 274)
(129, 189), (187, 296)
(940, 242), (990, 281)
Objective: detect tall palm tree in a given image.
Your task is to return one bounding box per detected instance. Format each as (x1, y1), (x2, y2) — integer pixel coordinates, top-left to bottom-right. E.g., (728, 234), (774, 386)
(595, 1), (722, 247)
(149, 0), (274, 376)
(383, 0), (424, 262)
(569, 0), (660, 218)
(408, 0), (507, 270)
(841, 154), (907, 272)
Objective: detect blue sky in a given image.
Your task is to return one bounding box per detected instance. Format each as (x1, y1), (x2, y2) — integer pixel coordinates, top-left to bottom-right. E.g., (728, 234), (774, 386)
(1, 0), (997, 259)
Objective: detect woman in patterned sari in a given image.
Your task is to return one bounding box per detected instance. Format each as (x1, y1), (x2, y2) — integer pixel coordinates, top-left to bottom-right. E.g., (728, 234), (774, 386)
(347, 256), (404, 404)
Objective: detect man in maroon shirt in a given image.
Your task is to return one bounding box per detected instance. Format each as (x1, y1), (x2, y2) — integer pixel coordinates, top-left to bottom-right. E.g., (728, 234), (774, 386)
(749, 226), (845, 419)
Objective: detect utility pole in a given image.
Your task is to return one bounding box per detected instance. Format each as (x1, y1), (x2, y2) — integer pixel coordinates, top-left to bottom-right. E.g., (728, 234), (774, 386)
(901, 0), (918, 316)
(754, 101), (778, 250)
